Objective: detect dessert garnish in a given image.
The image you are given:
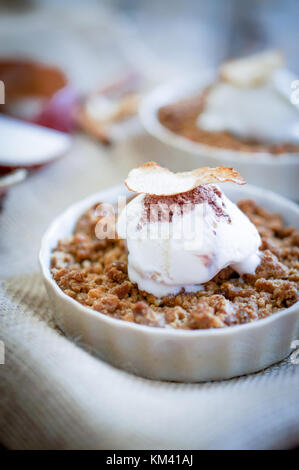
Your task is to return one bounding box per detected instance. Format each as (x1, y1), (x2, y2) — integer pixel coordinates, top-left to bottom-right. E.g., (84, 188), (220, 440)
(197, 50), (299, 145)
(77, 73), (144, 145)
(219, 49), (284, 87)
(117, 163), (261, 297)
(124, 161), (245, 195)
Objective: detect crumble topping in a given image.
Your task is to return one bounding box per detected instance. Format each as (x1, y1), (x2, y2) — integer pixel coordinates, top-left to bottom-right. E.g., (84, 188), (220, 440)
(158, 90), (299, 154)
(51, 199), (298, 329)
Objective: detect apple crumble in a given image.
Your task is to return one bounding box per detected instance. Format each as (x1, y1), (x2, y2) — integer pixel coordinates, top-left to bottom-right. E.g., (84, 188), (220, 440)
(51, 199), (298, 329)
(158, 92), (299, 155)
(158, 51), (299, 154)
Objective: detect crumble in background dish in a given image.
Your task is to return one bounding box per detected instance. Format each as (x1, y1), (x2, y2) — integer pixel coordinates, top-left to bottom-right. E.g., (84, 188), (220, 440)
(158, 91), (299, 155)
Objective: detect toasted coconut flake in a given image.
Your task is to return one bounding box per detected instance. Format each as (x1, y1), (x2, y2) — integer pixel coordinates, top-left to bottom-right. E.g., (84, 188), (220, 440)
(125, 162), (245, 195)
(220, 50), (284, 87)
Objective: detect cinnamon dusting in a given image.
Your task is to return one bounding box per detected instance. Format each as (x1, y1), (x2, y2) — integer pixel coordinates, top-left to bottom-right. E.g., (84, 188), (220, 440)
(140, 185), (231, 226)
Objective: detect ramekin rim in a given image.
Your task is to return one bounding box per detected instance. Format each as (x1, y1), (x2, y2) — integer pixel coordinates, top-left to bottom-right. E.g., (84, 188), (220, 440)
(139, 74), (299, 165)
(39, 183), (299, 338)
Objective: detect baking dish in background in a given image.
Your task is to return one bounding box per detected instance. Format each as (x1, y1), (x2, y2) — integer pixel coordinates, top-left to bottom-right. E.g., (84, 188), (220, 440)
(139, 73), (299, 201)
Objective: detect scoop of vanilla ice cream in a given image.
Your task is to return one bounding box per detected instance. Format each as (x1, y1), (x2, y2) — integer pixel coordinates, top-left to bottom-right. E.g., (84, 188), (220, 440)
(117, 185), (261, 297)
(197, 82), (299, 145)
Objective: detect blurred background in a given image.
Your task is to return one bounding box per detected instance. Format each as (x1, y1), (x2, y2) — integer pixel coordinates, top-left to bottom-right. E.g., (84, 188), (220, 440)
(0, 0), (298, 88)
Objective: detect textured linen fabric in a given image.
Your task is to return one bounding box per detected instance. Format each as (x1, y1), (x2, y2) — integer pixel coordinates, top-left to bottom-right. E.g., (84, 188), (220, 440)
(0, 1), (299, 450)
(1, 274), (299, 450)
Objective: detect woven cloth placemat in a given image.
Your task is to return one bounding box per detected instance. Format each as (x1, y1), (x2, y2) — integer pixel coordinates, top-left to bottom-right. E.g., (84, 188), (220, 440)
(1, 273), (299, 450)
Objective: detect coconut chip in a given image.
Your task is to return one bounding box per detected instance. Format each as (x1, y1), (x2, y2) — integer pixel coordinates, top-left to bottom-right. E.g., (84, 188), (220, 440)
(220, 50), (284, 87)
(125, 162), (245, 195)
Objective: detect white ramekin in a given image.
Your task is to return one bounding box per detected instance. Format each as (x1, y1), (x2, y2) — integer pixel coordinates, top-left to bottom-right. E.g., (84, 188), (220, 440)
(39, 184), (299, 382)
(139, 73), (299, 201)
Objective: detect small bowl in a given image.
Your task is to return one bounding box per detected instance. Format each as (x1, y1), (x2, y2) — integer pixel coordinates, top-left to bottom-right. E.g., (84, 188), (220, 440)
(39, 184), (299, 382)
(139, 73), (299, 201)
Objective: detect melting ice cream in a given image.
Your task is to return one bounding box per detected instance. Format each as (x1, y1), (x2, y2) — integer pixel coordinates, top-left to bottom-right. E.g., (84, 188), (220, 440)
(117, 163), (261, 297)
(197, 50), (299, 145)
